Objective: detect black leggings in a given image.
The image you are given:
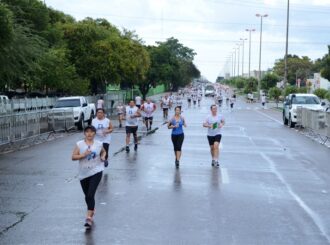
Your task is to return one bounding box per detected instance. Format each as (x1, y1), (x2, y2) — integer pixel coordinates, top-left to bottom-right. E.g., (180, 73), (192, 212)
(171, 134), (184, 151)
(103, 143), (109, 160)
(80, 171), (103, 211)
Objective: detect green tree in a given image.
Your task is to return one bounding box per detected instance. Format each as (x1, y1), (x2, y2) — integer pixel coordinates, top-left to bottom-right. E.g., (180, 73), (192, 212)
(243, 77), (258, 93)
(273, 55), (313, 85)
(235, 78), (245, 89)
(261, 73), (280, 91)
(313, 88), (328, 99)
(36, 47), (88, 95)
(268, 87), (282, 107)
(325, 91), (330, 101)
(283, 85), (298, 96)
(321, 46), (330, 81)
(0, 3), (14, 47)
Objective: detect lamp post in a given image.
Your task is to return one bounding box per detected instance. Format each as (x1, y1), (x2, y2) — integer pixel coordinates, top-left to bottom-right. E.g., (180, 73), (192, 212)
(256, 13), (268, 99)
(284, 0), (290, 86)
(237, 43), (241, 77)
(245, 29), (255, 78)
(240, 38), (247, 77)
(233, 47), (237, 77)
(232, 52), (235, 78)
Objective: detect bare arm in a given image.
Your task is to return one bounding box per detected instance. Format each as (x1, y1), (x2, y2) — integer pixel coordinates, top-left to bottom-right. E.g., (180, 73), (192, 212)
(203, 121), (211, 128)
(219, 119), (225, 128)
(100, 147), (106, 161)
(72, 145), (90, 161)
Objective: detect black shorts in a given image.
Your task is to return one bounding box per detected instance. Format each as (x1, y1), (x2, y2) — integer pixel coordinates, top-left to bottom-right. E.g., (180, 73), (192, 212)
(163, 108), (169, 112)
(207, 135), (222, 146)
(171, 134), (184, 151)
(136, 105), (141, 109)
(188, 99), (191, 102)
(144, 117), (153, 121)
(126, 126), (138, 134)
(262, 102), (265, 106)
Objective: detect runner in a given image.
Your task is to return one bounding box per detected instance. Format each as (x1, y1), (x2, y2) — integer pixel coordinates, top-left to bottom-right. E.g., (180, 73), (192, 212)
(125, 100), (141, 152)
(192, 92), (197, 107)
(71, 125), (106, 229)
(116, 102), (125, 128)
(168, 106), (187, 168)
(203, 105), (225, 167)
(96, 96), (105, 109)
(141, 98), (156, 131)
(197, 91), (202, 107)
(230, 94), (236, 111)
(261, 93), (266, 109)
(135, 95), (142, 109)
(187, 92), (192, 107)
(161, 95), (171, 119)
(176, 94), (183, 110)
(92, 108), (113, 167)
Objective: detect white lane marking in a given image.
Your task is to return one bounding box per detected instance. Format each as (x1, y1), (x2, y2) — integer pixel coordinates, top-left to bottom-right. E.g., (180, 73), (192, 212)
(260, 152), (330, 243)
(221, 168), (230, 184)
(256, 110), (283, 125)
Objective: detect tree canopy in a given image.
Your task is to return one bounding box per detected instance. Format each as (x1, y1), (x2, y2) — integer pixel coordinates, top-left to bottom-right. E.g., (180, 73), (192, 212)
(0, 0), (200, 96)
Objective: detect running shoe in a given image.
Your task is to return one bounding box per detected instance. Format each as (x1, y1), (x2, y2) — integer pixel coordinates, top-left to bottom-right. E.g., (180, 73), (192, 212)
(134, 144), (138, 151)
(215, 161), (220, 167)
(126, 146), (130, 153)
(211, 160), (215, 166)
(119, 124), (122, 128)
(104, 160), (109, 167)
(84, 217), (93, 229)
(175, 160), (179, 168)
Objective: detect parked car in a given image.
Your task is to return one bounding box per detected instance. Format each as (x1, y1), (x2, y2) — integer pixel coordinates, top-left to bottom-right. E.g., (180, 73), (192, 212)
(52, 96), (96, 130)
(283, 93), (325, 128)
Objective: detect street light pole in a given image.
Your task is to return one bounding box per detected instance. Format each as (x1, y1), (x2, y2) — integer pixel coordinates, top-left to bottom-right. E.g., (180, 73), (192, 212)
(233, 48), (237, 77)
(240, 38), (247, 77)
(284, 0), (290, 86)
(237, 43), (240, 77)
(256, 13), (268, 99)
(246, 29), (255, 78)
(232, 52), (234, 78)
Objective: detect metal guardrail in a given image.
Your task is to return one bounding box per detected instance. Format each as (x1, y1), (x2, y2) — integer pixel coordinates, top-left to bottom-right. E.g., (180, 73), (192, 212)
(296, 107), (330, 144)
(0, 109), (75, 150)
(0, 92), (127, 115)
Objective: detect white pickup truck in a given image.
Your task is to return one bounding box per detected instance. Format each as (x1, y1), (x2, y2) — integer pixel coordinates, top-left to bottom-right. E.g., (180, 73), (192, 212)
(283, 93), (325, 128)
(53, 96), (96, 130)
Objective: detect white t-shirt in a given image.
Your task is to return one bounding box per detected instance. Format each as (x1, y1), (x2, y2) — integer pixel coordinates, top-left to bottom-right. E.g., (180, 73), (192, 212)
(204, 114), (225, 136)
(162, 98), (170, 109)
(126, 106), (139, 126)
(76, 140), (104, 180)
(97, 99), (104, 109)
(117, 105), (124, 114)
(135, 96), (142, 106)
(143, 102), (155, 117)
(176, 96), (183, 105)
(261, 95), (266, 103)
(92, 117), (112, 144)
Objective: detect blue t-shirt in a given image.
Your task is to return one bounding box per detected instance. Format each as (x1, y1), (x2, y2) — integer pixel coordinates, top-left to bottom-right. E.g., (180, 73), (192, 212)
(171, 117), (184, 135)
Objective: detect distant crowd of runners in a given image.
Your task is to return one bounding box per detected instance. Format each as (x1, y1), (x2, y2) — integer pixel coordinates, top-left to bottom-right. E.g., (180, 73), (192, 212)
(71, 84), (231, 229)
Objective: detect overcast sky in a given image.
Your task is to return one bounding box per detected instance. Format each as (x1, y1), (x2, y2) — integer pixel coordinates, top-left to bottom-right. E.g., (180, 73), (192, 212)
(46, 0), (330, 81)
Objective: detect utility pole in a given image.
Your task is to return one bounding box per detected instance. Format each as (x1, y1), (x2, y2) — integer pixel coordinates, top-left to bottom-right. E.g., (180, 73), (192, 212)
(284, 0), (290, 87)
(256, 14), (268, 99)
(233, 48), (237, 77)
(246, 29), (255, 78)
(240, 38), (247, 77)
(237, 43), (240, 77)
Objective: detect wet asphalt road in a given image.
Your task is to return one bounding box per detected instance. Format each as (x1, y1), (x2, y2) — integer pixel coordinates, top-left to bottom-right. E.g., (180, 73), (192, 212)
(0, 97), (330, 245)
